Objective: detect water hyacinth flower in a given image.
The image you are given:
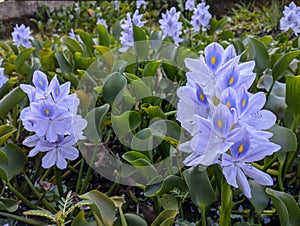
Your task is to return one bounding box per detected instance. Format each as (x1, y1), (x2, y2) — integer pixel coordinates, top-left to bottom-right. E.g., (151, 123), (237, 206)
(11, 24), (32, 48)
(0, 68), (8, 89)
(136, 0), (148, 10)
(280, 1), (300, 36)
(191, 1), (212, 32)
(69, 28), (83, 44)
(159, 7), (183, 45)
(96, 17), (108, 28)
(20, 70), (87, 169)
(113, 0), (120, 11)
(177, 42), (280, 198)
(120, 10), (145, 52)
(185, 0), (195, 11)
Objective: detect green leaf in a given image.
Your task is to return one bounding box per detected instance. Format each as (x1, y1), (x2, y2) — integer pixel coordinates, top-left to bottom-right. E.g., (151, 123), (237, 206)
(40, 50), (56, 71)
(55, 51), (73, 74)
(272, 50), (300, 80)
(94, 45), (115, 71)
(102, 72), (127, 105)
(0, 197), (18, 212)
(79, 190), (116, 226)
(0, 125), (16, 146)
(0, 41), (10, 52)
(112, 111), (141, 138)
(159, 194), (178, 210)
(183, 166), (216, 209)
(97, 24), (111, 47)
(75, 29), (95, 57)
(62, 37), (83, 54)
(0, 144), (26, 181)
(129, 78), (152, 100)
(286, 75), (300, 117)
(122, 151), (152, 164)
(248, 180), (269, 215)
(133, 25), (149, 61)
(0, 87), (26, 120)
(266, 188), (300, 226)
(0, 78), (18, 100)
(150, 30), (163, 50)
(151, 209), (177, 226)
(114, 213), (147, 226)
(84, 104), (110, 143)
(268, 125), (297, 157)
(72, 210), (97, 226)
(15, 47), (35, 73)
(248, 37), (270, 74)
(23, 209), (56, 221)
(74, 52), (96, 70)
(144, 175), (188, 197)
(143, 61), (161, 77)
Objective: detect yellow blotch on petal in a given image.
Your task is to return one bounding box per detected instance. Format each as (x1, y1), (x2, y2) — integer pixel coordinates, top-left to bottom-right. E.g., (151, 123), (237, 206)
(238, 144), (244, 153)
(217, 119), (223, 128)
(229, 77), (234, 85)
(199, 93), (205, 101)
(55, 88), (59, 95)
(55, 137), (60, 143)
(242, 99), (246, 108)
(45, 109), (50, 115)
(211, 56), (216, 65)
(39, 80), (43, 87)
(226, 101), (231, 108)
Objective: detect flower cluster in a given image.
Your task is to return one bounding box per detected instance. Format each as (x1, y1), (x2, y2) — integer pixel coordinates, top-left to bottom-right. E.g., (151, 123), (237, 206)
(280, 1), (300, 36)
(120, 10), (145, 52)
(96, 17), (108, 28)
(177, 42), (281, 198)
(11, 24), (33, 48)
(185, 0), (195, 11)
(20, 70), (87, 169)
(191, 1), (212, 32)
(159, 7), (183, 45)
(136, 0), (148, 10)
(69, 28), (83, 44)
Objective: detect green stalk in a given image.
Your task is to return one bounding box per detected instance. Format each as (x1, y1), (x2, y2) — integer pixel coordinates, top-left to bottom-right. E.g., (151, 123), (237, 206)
(0, 211), (44, 225)
(7, 182), (37, 209)
(219, 178), (232, 226)
(75, 159), (85, 194)
(24, 174), (57, 213)
(200, 206), (207, 226)
(55, 167), (64, 197)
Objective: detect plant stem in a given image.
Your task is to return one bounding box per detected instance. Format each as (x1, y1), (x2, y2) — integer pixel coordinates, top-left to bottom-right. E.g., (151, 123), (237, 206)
(0, 211), (44, 225)
(200, 206), (207, 226)
(7, 181), (37, 210)
(75, 159), (85, 194)
(55, 167), (64, 197)
(24, 174), (57, 213)
(219, 177), (232, 226)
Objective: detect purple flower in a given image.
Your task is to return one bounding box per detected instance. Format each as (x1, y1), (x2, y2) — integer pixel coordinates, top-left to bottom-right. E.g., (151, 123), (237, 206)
(159, 7), (183, 45)
(191, 1), (212, 32)
(136, 0), (148, 10)
(11, 24), (32, 48)
(185, 0), (195, 11)
(0, 68), (8, 89)
(280, 1), (300, 36)
(69, 28), (83, 44)
(26, 135), (79, 170)
(120, 10), (145, 52)
(97, 18), (108, 28)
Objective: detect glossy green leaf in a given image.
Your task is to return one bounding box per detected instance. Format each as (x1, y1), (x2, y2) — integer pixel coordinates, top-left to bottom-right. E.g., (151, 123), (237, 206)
(0, 125), (16, 146)
(0, 144), (26, 181)
(62, 37), (83, 54)
(248, 180), (269, 214)
(79, 190), (116, 226)
(97, 24), (111, 47)
(141, 105), (166, 120)
(122, 151), (152, 164)
(286, 75), (300, 117)
(143, 61), (160, 77)
(129, 78), (152, 100)
(0, 197), (18, 212)
(112, 111), (141, 138)
(84, 104), (110, 143)
(151, 209), (177, 226)
(183, 166), (216, 209)
(75, 29), (95, 57)
(55, 51), (73, 74)
(23, 209), (56, 221)
(248, 37), (270, 74)
(40, 50), (56, 71)
(144, 175), (188, 197)
(159, 194), (178, 210)
(0, 41), (10, 52)
(0, 87), (26, 120)
(272, 50), (300, 80)
(94, 45), (115, 71)
(102, 72), (127, 105)
(15, 47), (35, 73)
(150, 30), (163, 50)
(266, 188), (300, 226)
(114, 213), (147, 226)
(131, 128), (153, 151)
(74, 52), (96, 70)
(72, 210), (97, 226)
(133, 25), (149, 61)
(0, 77), (17, 100)
(268, 125), (297, 157)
